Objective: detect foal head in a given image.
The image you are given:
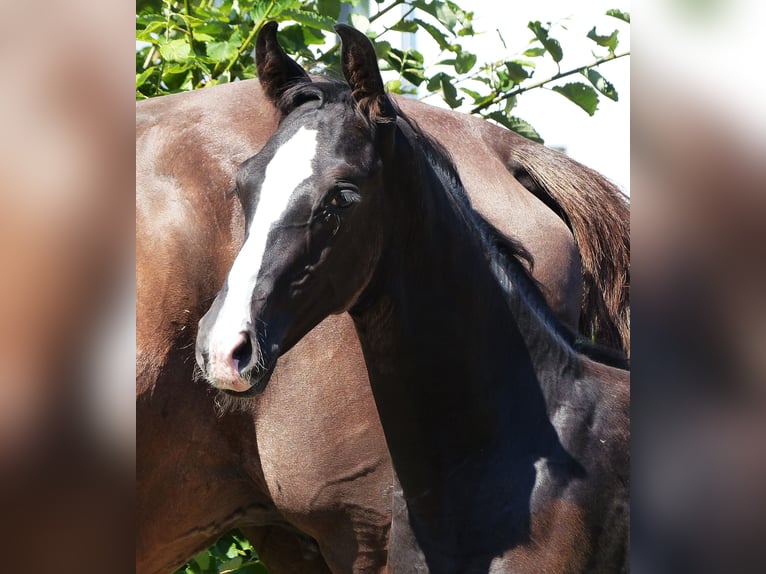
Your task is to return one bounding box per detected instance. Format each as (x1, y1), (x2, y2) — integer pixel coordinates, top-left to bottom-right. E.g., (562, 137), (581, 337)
(196, 23), (397, 394)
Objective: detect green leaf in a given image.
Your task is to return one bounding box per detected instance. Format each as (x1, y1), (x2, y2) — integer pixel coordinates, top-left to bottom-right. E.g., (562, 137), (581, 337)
(219, 556), (243, 570)
(504, 60), (531, 83)
(280, 9), (336, 33)
(582, 69), (618, 101)
(135, 66), (156, 88)
(454, 50), (476, 74)
(435, 1), (459, 31)
(195, 21), (231, 38)
(401, 67), (425, 87)
(460, 88), (494, 108)
(158, 38), (192, 62)
(191, 550), (210, 571)
(213, 537), (232, 558)
(586, 27), (619, 53)
(317, 0), (341, 20)
(447, 0), (473, 26)
(232, 531), (254, 552)
(411, 0), (457, 32)
(523, 46), (546, 58)
(502, 95), (518, 114)
(383, 47), (403, 69)
(191, 32), (215, 42)
(136, 12), (164, 25)
(426, 72), (441, 92)
(295, 23), (327, 47)
(552, 82), (600, 116)
(606, 9), (630, 23)
(164, 62), (191, 74)
(372, 39), (392, 60)
(206, 34), (239, 62)
(413, 18), (451, 51)
(487, 112), (543, 143)
(390, 20), (418, 33)
(472, 74), (492, 87)
(428, 72), (462, 108)
(226, 539), (242, 559)
(527, 21), (562, 63)
(272, 0), (303, 14)
(493, 68), (514, 92)
(442, 78), (462, 108)
(459, 87), (481, 99)
(136, 20), (168, 41)
(276, 24), (310, 55)
(383, 46), (424, 84)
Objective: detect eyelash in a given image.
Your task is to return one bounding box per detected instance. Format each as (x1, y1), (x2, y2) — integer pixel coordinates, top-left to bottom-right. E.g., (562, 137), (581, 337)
(328, 187), (361, 209)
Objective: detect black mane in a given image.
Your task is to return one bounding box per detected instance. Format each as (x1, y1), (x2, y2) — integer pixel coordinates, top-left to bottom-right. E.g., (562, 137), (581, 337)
(396, 109), (629, 370)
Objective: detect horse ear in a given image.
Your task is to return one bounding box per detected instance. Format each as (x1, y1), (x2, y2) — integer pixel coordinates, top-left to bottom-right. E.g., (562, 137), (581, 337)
(334, 24), (396, 124)
(256, 21), (310, 104)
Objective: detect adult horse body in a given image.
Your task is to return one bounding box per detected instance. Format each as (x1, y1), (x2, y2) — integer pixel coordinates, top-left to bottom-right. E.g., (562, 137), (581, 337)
(196, 23), (629, 573)
(137, 27), (629, 574)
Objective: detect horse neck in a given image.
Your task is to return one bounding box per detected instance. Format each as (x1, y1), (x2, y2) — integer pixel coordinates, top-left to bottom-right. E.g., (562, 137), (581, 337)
(350, 129), (578, 531)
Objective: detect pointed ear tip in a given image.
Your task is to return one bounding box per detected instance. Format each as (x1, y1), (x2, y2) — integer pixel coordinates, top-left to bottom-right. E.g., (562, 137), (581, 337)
(257, 20), (279, 47)
(335, 23), (365, 41)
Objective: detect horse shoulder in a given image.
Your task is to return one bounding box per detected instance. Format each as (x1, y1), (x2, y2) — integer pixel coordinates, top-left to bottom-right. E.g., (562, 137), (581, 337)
(570, 360), (630, 571)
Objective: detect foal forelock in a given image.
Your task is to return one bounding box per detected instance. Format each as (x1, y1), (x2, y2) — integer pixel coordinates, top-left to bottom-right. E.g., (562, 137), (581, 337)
(207, 126), (319, 359)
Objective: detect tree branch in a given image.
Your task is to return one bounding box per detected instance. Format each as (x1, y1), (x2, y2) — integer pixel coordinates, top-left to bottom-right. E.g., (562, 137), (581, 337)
(369, 0), (405, 24)
(470, 51), (629, 114)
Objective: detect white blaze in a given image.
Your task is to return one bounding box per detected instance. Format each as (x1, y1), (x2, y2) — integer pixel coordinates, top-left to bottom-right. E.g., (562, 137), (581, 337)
(209, 126), (318, 363)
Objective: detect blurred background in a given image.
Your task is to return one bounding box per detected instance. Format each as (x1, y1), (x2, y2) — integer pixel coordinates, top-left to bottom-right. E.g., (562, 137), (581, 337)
(0, 1), (135, 571)
(1, 0), (764, 571)
(631, 0), (766, 571)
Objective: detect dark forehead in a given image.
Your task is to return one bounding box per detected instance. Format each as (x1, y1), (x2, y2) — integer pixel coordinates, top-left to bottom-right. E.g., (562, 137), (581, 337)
(278, 80), (378, 152)
(239, 96), (376, 186)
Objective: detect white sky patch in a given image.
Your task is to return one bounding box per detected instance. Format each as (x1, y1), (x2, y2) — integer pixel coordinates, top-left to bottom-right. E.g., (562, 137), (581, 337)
(209, 126), (318, 359)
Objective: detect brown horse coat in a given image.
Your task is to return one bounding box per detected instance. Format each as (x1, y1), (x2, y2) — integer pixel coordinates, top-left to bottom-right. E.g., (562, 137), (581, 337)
(137, 78), (628, 573)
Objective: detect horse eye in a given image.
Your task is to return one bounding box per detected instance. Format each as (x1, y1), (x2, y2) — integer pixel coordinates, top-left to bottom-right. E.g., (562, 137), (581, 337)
(329, 188), (360, 209)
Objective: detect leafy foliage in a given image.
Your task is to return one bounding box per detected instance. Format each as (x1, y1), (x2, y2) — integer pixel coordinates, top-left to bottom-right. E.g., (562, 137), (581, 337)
(174, 530), (267, 574)
(137, 1), (629, 143)
(552, 82), (600, 116)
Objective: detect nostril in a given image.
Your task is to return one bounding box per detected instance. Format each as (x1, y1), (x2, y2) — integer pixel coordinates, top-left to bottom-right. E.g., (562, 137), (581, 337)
(232, 332), (253, 375)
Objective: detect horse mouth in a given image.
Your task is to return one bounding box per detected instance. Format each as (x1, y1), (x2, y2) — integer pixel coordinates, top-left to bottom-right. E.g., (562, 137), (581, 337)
(221, 364), (275, 397)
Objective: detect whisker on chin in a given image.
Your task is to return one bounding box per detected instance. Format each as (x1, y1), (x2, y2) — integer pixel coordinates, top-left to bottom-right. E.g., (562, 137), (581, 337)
(212, 389), (258, 417)
(192, 363), (206, 384)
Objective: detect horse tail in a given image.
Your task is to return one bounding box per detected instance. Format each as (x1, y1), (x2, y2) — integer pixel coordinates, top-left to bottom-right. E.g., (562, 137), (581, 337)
(510, 140), (630, 355)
